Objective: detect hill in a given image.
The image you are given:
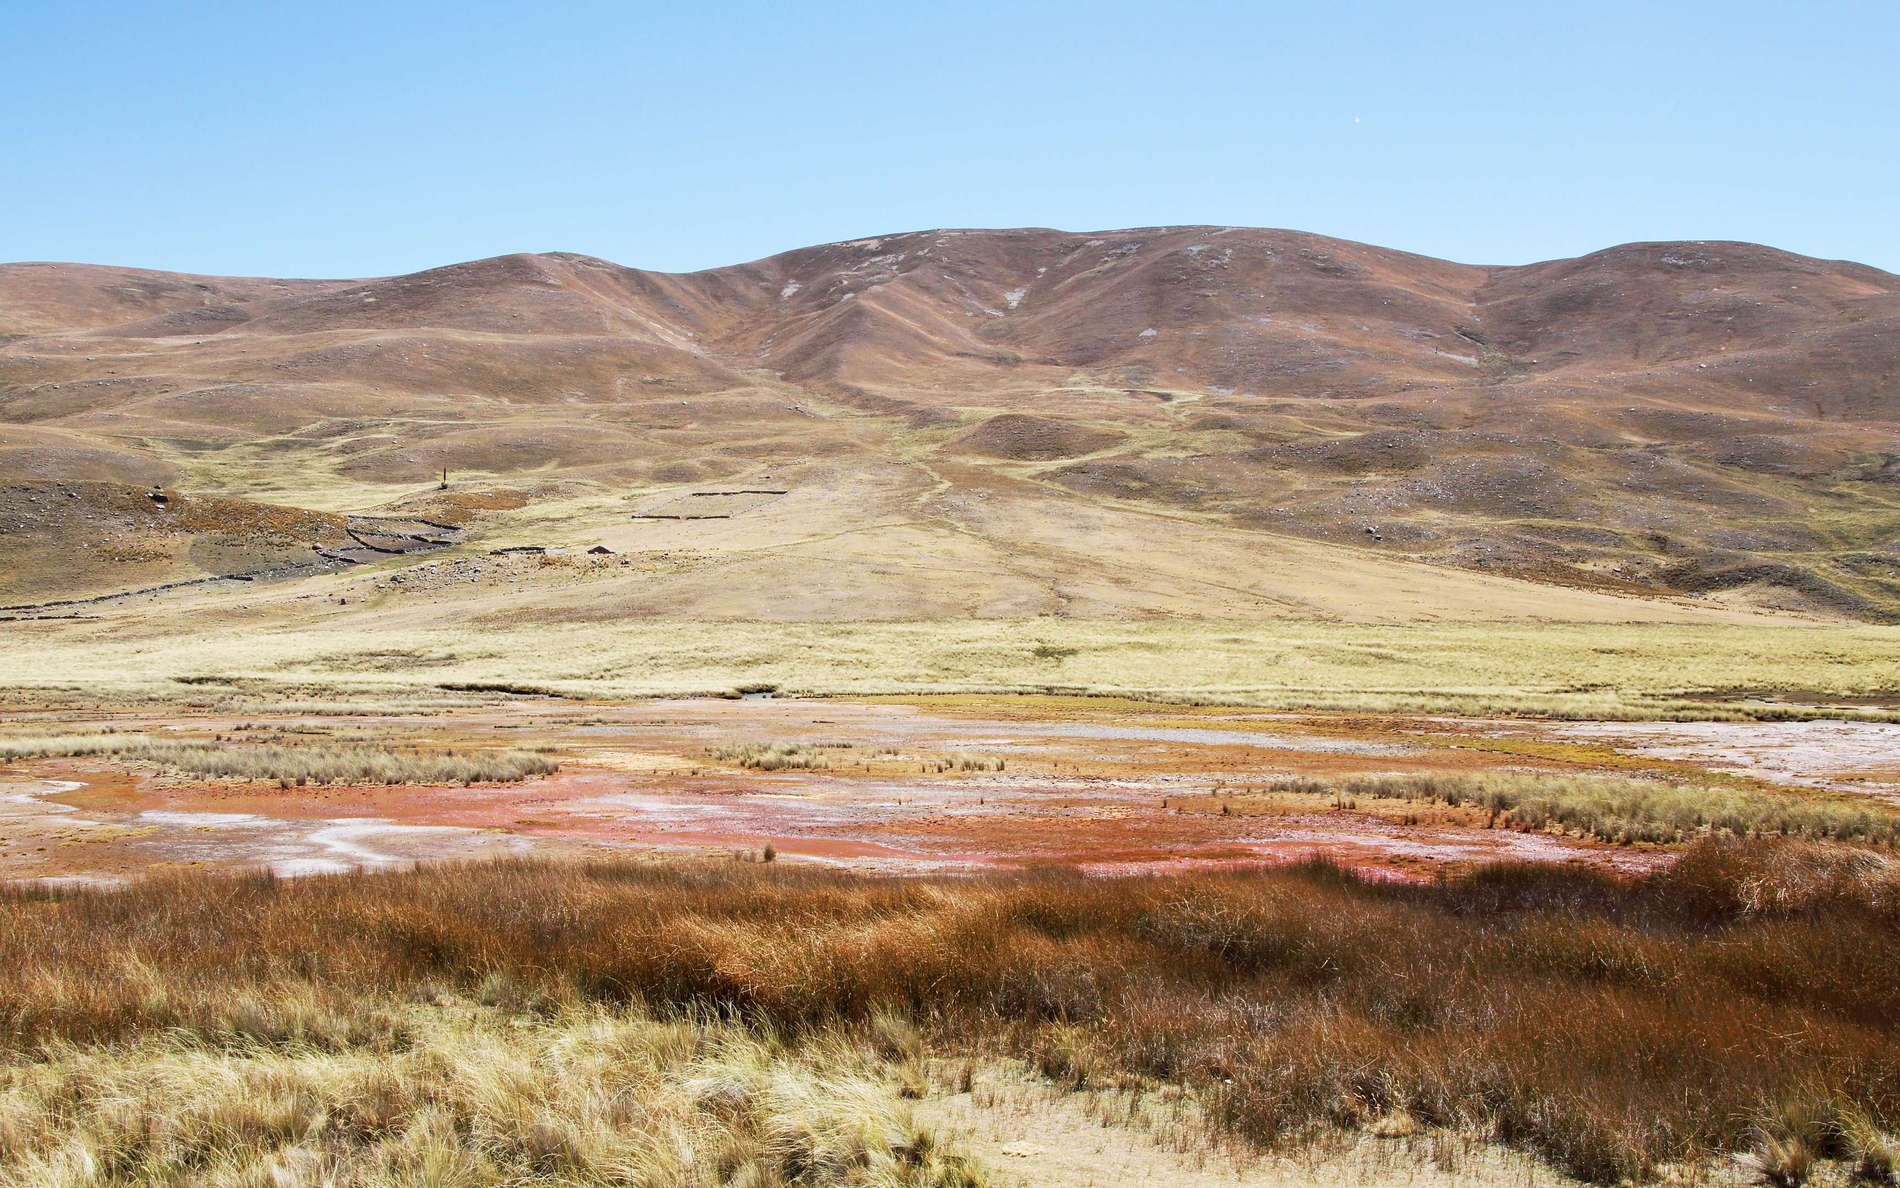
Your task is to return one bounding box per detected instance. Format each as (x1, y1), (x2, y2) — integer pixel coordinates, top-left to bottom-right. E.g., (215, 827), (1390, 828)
(2, 227), (1897, 621)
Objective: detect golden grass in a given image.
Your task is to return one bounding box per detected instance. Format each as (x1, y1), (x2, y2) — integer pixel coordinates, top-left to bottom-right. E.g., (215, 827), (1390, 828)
(921, 755), (1006, 773)
(1317, 771), (1900, 845)
(0, 1007), (983, 1187)
(4, 620), (1897, 721)
(0, 735), (557, 786)
(709, 742), (855, 771)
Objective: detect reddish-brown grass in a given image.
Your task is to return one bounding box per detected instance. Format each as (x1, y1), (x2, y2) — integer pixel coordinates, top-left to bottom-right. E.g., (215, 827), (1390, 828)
(0, 840), (1894, 1183)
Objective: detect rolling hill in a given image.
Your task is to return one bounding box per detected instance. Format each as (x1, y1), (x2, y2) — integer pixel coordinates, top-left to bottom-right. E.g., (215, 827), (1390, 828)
(2, 227), (1897, 621)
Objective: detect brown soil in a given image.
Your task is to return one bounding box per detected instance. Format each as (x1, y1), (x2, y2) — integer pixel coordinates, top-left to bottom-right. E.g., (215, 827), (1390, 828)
(949, 413), (1129, 460)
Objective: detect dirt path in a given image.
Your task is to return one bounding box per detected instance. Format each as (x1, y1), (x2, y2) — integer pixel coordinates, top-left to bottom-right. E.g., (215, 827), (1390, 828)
(915, 1075), (1584, 1187)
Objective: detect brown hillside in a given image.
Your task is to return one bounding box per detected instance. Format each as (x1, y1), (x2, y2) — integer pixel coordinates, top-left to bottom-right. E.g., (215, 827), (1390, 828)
(2, 227), (1897, 618)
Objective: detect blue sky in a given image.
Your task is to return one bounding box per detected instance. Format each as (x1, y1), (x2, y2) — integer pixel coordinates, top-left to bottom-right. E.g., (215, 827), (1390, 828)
(4, 0), (1895, 277)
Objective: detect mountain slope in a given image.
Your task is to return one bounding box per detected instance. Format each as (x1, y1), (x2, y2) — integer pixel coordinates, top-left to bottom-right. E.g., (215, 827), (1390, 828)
(2, 227), (1897, 619)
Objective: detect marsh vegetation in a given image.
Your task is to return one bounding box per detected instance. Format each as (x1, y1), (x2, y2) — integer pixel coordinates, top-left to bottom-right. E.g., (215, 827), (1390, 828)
(1267, 771), (1900, 845)
(709, 742), (848, 771)
(0, 734), (558, 786)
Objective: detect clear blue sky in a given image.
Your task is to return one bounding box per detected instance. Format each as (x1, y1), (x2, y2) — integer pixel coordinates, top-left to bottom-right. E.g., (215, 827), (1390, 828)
(5, 0), (1895, 278)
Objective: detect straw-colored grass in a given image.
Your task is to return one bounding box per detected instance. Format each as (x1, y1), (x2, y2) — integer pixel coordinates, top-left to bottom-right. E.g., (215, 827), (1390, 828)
(4, 620), (1899, 722)
(709, 742), (843, 771)
(0, 1006), (984, 1187)
(0, 735), (557, 786)
(923, 755), (1006, 773)
(1323, 771), (1900, 845)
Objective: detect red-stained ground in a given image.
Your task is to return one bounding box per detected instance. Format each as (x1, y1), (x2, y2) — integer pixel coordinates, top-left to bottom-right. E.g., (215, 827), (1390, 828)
(8, 695), (1861, 885)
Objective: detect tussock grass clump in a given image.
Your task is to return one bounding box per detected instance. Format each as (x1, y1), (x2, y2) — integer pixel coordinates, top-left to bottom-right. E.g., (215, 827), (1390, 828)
(0, 734), (557, 785)
(1839, 1105), (1900, 1185)
(1336, 771), (1900, 845)
(0, 841), (1893, 1183)
(0, 1007), (986, 1186)
(710, 742), (843, 771)
(923, 754), (1006, 773)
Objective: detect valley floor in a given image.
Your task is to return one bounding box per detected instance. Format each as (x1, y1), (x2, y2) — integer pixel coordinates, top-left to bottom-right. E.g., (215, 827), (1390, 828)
(2, 694), (1897, 885)
(1, 673), (1896, 1185)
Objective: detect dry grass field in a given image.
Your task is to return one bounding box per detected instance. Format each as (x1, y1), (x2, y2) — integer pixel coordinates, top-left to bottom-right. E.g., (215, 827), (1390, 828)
(0, 681), (1893, 1183)
(0, 844), (1893, 1185)
(5, 615), (1898, 722)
